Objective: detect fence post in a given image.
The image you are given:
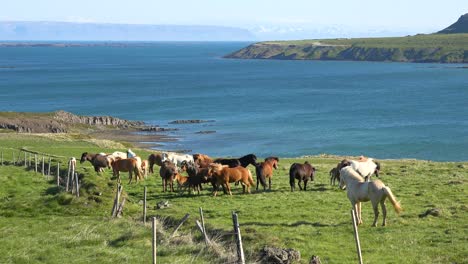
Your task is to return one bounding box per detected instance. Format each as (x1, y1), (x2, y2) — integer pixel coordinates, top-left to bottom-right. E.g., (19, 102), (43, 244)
(75, 172), (80, 197)
(232, 212), (245, 264)
(1, 151), (3, 166)
(199, 207), (206, 233)
(111, 184), (122, 217)
(66, 160), (71, 192)
(42, 156), (45, 176)
(170, 214), (190, 238)
(56, 162), (60, 187)
(12, 151), (15, 165)
(34, 154), (37, 173)
(143, 186), (147, 224)
(28, 153), (31, 167)
(24, 152), (27, 168)
(351, 209), (363, 264)
(152, 217), (157, 264)
(47, 157), (51, 178)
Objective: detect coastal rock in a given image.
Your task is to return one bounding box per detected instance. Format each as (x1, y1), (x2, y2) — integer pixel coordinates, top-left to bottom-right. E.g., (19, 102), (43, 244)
(139, 126), (179, 132)
(258, 246), (300, 264)
(54, 110), (144, 127)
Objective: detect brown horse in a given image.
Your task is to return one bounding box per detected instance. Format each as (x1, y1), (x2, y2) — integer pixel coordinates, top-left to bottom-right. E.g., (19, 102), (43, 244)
(111, 158), (142, 184)
(193, 153), (214, 168)
(255, 157), (279, 191)
(148, 153), (163, 174)
(180, 160), (211, 194)
(207, 163), (254, 196)
(159, 160), (177, 192)
(329, 163), (341, 185)
(289, 161), (316, 191)
(80, 152), (110, 173)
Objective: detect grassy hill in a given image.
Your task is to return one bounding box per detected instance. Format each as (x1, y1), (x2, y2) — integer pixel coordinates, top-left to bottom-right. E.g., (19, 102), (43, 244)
(226, 33), (468, 63)
(0, 133), (467, 263)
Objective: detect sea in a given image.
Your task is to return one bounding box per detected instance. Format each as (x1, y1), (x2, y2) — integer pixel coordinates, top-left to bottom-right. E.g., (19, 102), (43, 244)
(0, 42), (467, 161)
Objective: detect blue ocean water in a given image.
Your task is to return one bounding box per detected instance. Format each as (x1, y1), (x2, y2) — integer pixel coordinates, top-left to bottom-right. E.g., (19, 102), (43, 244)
(0, 42), (467, 161)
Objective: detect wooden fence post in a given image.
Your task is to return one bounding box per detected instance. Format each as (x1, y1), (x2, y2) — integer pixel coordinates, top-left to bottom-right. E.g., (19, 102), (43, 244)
(12, 151), (15, 165)
(47, 157), (51, 178)
(75, 172), (80, 197)
(66, 160), (71, 192)
(170, 214), (190, 238)
(56, 162), (60, 187)
(24, 152), (27, 168)
(1, 151), (3, 166)
(111, 184), (122, 217)
(34, 154), (37, 173)
(199, 207), (206, 234)
(143, 186), (147, 224)
(42, 156), (45, 176)
(232, 212), (245, 264)
(28, 153), (31, 167)
(351, 209), (363, 264)
(152, 217), (157, 264)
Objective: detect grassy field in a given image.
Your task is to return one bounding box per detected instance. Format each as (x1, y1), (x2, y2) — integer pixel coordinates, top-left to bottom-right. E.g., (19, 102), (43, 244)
(263, 33), (468, 50)
(0, 133), (467, 263)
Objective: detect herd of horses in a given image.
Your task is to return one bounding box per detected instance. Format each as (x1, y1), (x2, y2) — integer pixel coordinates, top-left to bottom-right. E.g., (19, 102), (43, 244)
(79, 150), (401, 226)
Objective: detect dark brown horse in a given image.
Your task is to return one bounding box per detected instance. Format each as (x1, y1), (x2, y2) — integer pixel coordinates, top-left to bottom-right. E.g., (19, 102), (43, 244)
(80, 152), (109, 173)
(180, 160), (210, 194)
(255, 157), (279, 191)
(159, 160), (177, 192)
(214, 154), (257, 168)
(148, 153), (163, 174)
(111, 158), (142, 184)
(289, 161), (316, 191)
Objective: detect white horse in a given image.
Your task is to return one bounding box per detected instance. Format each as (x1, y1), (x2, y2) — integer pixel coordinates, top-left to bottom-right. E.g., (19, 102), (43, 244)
(338, 156), (380, 181)
(339, 166), (401, 226)
(162, 152), (194, 168)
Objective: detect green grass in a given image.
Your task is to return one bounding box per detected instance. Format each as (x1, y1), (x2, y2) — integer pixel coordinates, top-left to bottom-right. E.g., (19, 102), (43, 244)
(0, 133), (467, 263)
(264, 33), (468, 50)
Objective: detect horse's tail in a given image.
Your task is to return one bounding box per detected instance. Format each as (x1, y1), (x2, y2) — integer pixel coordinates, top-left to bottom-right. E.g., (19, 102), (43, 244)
(248, 170), (254, 186)
(255, 164), (267, 188)
(383, 186), (402, 214)
(289, 164), (296, 190)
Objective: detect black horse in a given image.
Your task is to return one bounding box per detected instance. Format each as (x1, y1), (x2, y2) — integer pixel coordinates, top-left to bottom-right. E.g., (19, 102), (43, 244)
(289, 161), (316, 191)
(214, 154), (257, 168)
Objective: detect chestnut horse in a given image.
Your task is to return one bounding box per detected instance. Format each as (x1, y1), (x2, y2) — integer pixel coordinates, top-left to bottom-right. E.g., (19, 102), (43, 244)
(339, 166), (401, 226)
(255, 157), (279, 191)
(193, 153), (214, 168)
(207, 163), (254, 196)
(289, 161), (316, 191)
(159, 160), (177, 192)
(148, 153), (163, 174)
(111, 158), (142, 184)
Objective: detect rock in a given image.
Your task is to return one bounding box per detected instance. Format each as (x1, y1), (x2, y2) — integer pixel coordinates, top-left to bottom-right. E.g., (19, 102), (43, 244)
(156, 200), (170, 209)
(310, 255), (322, 264)
(169, 119), (215, 124)
(195, 130), (216, 134)
(259, 246), (300, 264)
(419, 208), (441, 218)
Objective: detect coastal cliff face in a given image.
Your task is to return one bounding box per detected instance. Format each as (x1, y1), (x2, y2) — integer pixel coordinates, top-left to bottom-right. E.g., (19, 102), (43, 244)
(0, 111), (144, 133)
(225, 41), (468, 63)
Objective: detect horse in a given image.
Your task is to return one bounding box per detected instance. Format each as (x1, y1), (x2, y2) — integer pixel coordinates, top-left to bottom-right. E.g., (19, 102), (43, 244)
(207, 163), (254, 196)
(162, 152), (194, 168)
(214, 154), (257, 168)
(193, 153), (214, 168)
(103, 151), (127, 168)
(111, 158), (142, 184)
(339, 166), (402, 226)
(255, 157), (279, 191)
(289, 161), (316, 192)
(80, 152), (109, 173)
(148, 153), (163, 173)
(337, 156), (381, 181)
(329, 164), (341, 185)
(159, 160), (178, 192)
(180, 160), (210, 194)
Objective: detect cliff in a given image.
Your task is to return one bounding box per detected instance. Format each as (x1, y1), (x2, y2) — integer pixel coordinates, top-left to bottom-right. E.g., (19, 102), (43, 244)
(225, 34), (468, 63)
(437, 13), (468, 34)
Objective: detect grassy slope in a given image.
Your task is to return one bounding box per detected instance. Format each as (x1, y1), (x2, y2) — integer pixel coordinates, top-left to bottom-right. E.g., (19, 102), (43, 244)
(0, 133), (467, 263)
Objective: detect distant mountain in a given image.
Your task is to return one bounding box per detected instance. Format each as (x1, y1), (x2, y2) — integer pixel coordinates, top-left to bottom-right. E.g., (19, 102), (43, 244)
(0, 21), (255, 41)
(437, 13), (468, 34)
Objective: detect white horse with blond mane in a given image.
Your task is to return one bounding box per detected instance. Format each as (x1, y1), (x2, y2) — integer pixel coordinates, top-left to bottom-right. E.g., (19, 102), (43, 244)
(339, 166), (402, 226)
(337, 156), (381, 181)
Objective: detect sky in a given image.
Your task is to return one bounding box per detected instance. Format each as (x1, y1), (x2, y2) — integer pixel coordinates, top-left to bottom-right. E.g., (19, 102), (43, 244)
(1, 0), (467, 38)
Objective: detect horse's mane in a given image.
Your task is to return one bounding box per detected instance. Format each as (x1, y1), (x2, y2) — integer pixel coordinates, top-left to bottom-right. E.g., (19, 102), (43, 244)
(341, 167), (365, 182)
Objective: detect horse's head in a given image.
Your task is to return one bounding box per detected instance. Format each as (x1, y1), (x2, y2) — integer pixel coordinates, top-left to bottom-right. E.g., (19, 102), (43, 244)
(338, 169), (347, 190)
(374, 160), (381, 177)
(337, 159), (351, 171)
(80, 152), (89, 164)
(265, 157), (279, 169)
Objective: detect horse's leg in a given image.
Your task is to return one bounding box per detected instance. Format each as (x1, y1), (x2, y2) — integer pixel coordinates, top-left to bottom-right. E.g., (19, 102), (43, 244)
(381, 200), (387, 226)
(357, 202), (363, 225)
(256, 176), (259, 191)
(226, 183), (232, 195)
(128, 171), (132, 184)
(298, 180), (303, 190)
(268, 177), (271, 190)
(371, 200), (379, 227)
(304, 179), (308, 191)
(163, 179), (166, 192)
